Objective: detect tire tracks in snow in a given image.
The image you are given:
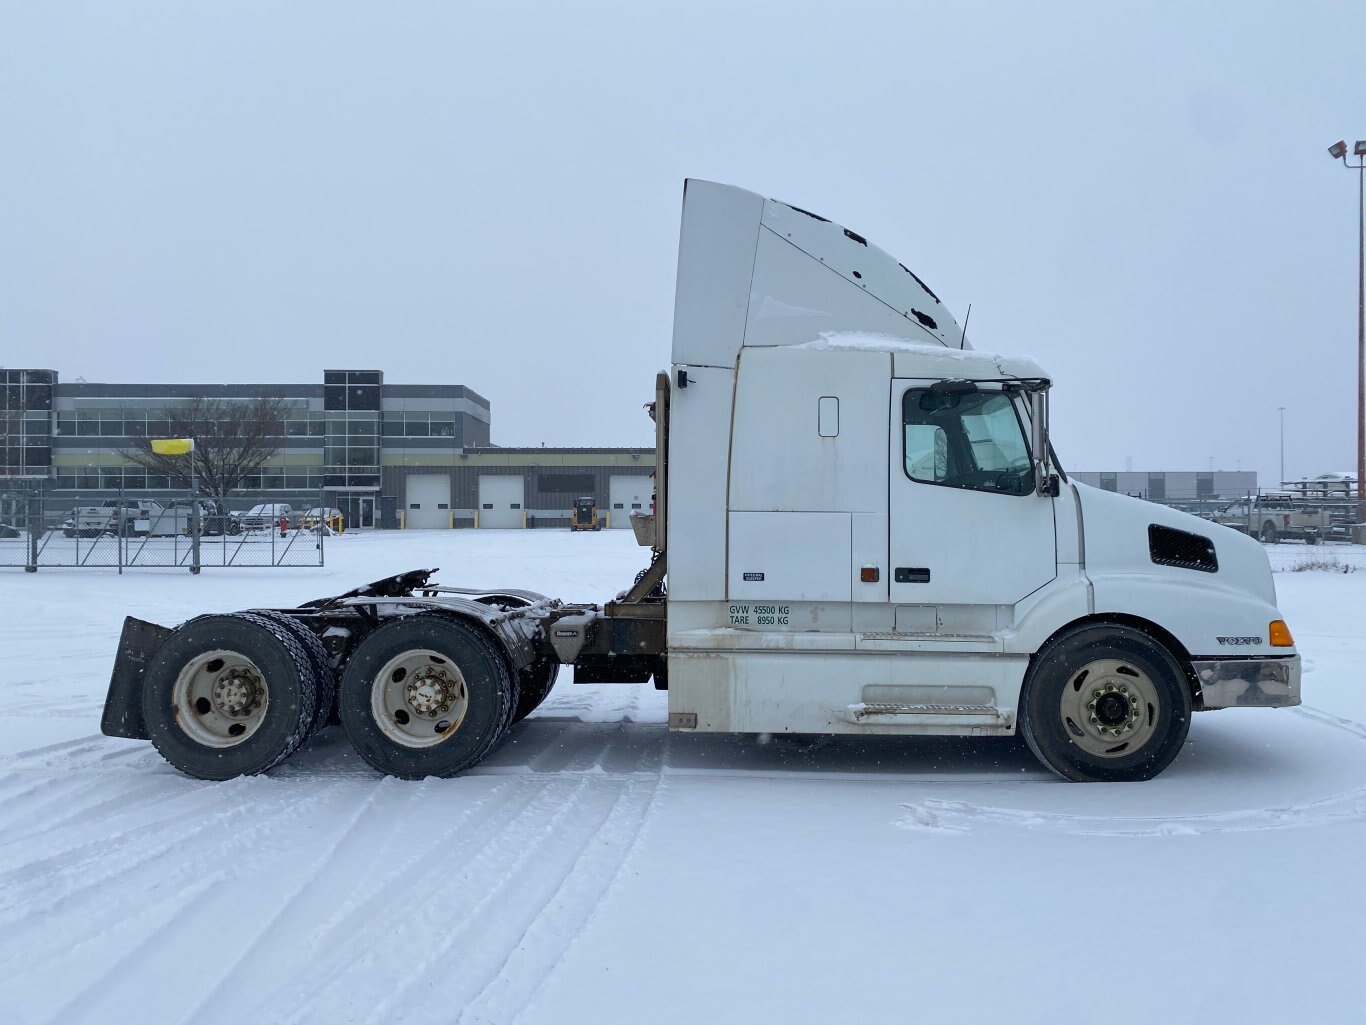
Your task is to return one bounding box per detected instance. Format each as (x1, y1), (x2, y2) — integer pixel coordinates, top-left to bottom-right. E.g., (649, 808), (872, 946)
(0, 773), (250, 880)
(457, 771), (666, 1025)
(212, 774), (551, 1024)
(177, 776), (546, 1025)
(0, 780), (350, 977)
(353, 775), (629, 1025)
(898, 703), (1366, 836)
(165, 775), (405, 1025)
(1293, 703), (1366, 742)
(38, 782), (365, 1025)
(898, 785), (1366, 836)
(0, 733), (112, 757)
(260, 775), (613, 1025)
(0, 769), (206, 851)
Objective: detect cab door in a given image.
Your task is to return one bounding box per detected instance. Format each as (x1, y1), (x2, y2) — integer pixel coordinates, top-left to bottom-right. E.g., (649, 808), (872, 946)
(888, 380), (1056, 611)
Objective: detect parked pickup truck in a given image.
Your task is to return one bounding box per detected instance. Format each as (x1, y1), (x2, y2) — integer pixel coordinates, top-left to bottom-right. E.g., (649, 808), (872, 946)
(229, 503), (294, 534)
(167, 499), (229, 537)
(65, 500), (181, 538)
(1212, 494), (1325, 544)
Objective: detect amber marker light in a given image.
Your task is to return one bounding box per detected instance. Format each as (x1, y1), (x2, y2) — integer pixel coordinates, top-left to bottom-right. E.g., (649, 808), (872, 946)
(1269, 621), (1295, 647)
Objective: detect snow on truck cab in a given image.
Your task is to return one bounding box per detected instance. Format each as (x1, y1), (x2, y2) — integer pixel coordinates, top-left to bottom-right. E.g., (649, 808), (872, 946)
(100, 179), (1300, 784)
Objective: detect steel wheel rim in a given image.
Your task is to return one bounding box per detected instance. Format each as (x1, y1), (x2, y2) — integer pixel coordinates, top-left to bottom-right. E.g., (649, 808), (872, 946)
(1058, 658), (1161, 758)
(370, 648), (470, 749)
(172, 649), (270, 748)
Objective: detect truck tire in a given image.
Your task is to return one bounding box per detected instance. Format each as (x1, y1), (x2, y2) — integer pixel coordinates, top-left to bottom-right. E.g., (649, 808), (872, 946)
(250, 611), (336, 736)
(338, 614), (517, 779)
(512, 657), (559, 724)
(1018, 624), (1191, 782)
(1259, 521), (1278, 544)
(141, 613), (319, 780)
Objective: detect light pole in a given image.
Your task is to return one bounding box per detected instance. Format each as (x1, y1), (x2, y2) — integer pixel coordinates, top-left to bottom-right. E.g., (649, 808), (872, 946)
(1278, 405), (1285, 484)
(1327, 139), (1366, 526)
(152, 437), (200, 574)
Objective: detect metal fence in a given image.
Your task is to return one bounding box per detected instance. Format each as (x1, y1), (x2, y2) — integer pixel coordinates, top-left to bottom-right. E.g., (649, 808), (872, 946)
(1264, 545), (1366, 573)
(1088, 486), (1366, 572)
(0, 488), (329, 572)
(1123, 488), (1361, 544)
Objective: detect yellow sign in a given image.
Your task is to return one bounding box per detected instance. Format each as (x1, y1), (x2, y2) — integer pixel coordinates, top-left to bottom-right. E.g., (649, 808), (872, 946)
(151, 438), (194, 456)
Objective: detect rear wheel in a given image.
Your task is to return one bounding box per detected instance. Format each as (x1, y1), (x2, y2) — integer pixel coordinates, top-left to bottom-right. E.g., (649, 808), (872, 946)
(1019, 625), (1191, 782)
(141, 613), (318, 780)
(338, 615), (516, 779)
(250, 611), (335, 736)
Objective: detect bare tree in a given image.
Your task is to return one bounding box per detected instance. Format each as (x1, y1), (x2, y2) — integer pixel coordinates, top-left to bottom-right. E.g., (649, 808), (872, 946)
(121, 396), (290, 501)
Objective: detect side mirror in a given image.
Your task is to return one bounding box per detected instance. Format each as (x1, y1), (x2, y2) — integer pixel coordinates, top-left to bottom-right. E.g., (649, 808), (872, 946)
(1028, 385), (1052, 493)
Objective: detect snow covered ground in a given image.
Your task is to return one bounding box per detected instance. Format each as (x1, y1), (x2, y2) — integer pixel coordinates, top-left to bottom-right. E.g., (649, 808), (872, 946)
(0, 530), (1361, 1025)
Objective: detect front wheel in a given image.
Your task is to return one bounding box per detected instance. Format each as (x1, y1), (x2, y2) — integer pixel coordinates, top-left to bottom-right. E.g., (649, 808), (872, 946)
(1259, 521), (1278, 544)
(1019, 625), (1191, 782)
(338, 614), (517, 779)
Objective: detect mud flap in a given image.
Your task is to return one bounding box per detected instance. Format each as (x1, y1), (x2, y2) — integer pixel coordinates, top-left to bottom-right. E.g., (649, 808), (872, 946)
(100, 616), (175, 740)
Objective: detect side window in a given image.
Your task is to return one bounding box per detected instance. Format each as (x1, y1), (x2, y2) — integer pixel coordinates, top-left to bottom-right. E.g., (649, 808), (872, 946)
(902, 388), (1034, 495)
(904, 424), (948, 482)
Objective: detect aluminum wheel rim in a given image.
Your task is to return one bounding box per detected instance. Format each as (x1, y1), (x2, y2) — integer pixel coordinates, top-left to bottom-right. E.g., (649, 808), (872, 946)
(172, 649), (270, 748)
(1058, 658), (1161, 758)
(371, 648), (469, 749)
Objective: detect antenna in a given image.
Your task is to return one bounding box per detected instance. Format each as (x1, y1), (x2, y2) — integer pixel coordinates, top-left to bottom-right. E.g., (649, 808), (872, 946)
(960, 303), (972, 350)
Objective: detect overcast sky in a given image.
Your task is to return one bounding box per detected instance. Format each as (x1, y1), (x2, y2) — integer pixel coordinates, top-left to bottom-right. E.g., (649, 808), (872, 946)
(2, 1), (1363, 486)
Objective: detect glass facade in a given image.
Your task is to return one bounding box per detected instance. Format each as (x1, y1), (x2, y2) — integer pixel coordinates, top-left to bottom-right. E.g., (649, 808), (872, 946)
(7, 368), (490, 501)
(323, 370), (382, 490)
(0, 370), (55, 480)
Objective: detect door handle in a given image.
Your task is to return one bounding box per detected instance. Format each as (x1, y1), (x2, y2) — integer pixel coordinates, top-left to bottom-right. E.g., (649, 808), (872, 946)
(894, 567), (931, 583)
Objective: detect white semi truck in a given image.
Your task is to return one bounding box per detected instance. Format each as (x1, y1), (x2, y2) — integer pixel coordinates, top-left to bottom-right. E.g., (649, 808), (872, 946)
(100, 180), (1300, 783)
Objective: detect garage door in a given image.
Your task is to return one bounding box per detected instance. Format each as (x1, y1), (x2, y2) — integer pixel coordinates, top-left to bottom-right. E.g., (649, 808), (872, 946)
(478, 475), (525, 528)
(607, 475), (652, 529)
(405, 475), (452, 529)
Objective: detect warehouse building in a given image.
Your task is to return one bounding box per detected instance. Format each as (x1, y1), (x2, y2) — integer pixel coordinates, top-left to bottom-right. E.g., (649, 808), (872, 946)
(0, 368), (654, 528)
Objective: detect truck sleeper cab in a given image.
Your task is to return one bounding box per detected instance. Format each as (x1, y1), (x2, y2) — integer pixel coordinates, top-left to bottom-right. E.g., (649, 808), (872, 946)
(99, 179), (1300, 784)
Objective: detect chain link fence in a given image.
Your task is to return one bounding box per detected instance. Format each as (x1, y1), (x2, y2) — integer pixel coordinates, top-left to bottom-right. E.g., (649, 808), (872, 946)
(0, 488), (330, 572)
(1263, 545), (1366, 574)
(1139, 487), (1365, 572)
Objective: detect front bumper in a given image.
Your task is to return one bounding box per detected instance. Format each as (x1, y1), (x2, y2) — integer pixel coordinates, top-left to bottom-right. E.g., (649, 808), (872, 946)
(1192, 655), (1301, 709)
